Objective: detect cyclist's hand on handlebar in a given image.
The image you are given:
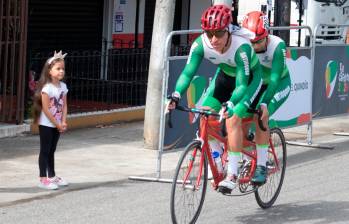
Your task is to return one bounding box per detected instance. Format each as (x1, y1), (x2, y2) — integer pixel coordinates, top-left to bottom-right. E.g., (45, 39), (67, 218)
(260, 103), (269, 121)
(219, 101), (234, 121)
(167, 92), (181, 111)
(221, 101), (234, 119)
(166, 92), (180, 127)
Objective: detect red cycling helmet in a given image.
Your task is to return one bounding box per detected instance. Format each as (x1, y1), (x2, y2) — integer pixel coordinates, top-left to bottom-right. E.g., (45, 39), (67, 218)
(201, 5), (232, 31)
(242, 11), (269, 42)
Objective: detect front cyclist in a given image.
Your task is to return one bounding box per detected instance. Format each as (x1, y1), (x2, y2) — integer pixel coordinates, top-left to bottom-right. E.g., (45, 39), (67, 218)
(242, 11), (291, 184)
(169, 5), (263, 192)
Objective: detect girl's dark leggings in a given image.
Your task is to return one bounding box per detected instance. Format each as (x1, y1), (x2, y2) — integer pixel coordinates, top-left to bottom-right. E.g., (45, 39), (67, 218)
(38, 125), (60, 178)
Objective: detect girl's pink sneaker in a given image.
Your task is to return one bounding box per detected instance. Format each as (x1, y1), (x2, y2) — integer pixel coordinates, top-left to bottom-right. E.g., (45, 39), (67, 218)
(38, 178), (58, 190)
(50, 176), (69, 187)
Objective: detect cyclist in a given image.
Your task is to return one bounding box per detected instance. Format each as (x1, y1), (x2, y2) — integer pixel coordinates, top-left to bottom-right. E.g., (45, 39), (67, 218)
(242, 11), (291, 184)
(169, 5), (264, 191)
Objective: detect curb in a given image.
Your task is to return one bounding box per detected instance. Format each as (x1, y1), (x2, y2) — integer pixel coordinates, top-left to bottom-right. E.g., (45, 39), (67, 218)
(0, 124), (31, 139)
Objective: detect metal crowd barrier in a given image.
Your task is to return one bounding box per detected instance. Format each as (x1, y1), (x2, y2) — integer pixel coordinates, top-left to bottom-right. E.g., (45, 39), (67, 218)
(269, 26), (334, 149)
(313, 24), (349, 138)
(130, 24), (349, 182)
(129, 29), (202, 183)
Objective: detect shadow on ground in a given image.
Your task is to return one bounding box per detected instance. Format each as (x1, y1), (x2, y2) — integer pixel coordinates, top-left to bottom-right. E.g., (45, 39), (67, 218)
(235, 200), (349, 224)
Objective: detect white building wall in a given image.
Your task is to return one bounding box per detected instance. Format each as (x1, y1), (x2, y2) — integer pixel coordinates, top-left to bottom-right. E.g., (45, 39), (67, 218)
(238, 0), (267, 23)
(113, 0), (145, 34)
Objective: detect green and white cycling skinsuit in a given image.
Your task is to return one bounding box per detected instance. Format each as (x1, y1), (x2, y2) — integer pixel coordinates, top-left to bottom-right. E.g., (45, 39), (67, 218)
(174, 31), (263, 118)
(255, 34), (291, 116)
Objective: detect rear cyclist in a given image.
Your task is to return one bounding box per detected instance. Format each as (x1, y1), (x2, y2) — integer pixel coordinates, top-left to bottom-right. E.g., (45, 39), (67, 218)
(242, 11), (291, 184)
(169, 5), (263, 191)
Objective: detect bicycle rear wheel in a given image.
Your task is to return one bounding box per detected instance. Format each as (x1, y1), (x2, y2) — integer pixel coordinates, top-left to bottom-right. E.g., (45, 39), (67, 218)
(255, 128), (286, 209)
(170, 141), (208, 224)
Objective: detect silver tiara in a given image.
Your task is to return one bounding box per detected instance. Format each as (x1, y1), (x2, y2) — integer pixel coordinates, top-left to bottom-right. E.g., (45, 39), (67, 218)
(47, 50), (67, 65)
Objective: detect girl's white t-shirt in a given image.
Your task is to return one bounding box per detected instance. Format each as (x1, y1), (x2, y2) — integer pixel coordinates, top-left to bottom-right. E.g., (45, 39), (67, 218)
(39, 82), (69, 128)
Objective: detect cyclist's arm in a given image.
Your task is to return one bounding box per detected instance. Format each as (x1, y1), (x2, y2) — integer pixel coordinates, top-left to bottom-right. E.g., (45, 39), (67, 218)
(174, 38), (204, 96)
(228, 44), (251, 116)
(261, 42), (286, 105)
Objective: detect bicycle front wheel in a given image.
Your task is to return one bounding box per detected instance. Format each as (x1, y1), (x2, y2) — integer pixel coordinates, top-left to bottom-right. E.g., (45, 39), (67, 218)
(170, 140), (208, 224)
(255, 128), (287, 209)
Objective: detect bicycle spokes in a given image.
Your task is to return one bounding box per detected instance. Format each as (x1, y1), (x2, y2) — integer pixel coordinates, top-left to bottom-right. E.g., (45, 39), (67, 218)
(171, 141), (207, 224)
(182, 148), (198, 188)
(180, 147), (205, 191)
(255, 128), (286, 209)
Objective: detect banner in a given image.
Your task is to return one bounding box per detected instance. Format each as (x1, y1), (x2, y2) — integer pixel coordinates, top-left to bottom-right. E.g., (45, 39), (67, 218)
(165, 49), (312, 149)
(270, 49), (312, 128)
(312, 46), (349, 118)
(165, 59), (216, 149)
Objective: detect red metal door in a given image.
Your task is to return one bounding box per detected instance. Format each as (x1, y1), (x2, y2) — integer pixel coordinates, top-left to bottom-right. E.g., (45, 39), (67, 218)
(0, 0), (28, 123)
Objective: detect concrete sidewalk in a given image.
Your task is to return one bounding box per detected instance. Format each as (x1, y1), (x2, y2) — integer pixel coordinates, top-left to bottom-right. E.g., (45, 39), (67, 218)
(1, 116), (349, 207)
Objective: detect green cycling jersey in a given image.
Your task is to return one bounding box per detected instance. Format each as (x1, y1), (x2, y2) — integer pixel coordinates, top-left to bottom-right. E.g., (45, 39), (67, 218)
(257, 34), (290, 107)
(174, 31), (263, 118)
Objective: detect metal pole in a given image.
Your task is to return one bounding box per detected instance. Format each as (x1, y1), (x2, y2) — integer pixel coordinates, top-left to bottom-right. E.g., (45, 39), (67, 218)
(134, 0), (140, 48)
(273, 0), (291, 45)
(298, 0), (303, 47)
(232, 0), (239, 26)
(267, 0), (272, 23)
(144, 0), (176, 150)
(129, 29), (201, 183)
(307, 23), (316, 146)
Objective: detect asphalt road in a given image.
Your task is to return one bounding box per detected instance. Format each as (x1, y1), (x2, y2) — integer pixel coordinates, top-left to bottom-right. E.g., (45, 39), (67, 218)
(1, 134), (349, 224)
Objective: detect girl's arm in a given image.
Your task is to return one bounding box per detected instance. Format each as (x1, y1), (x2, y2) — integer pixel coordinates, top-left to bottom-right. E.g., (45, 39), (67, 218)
(41, 92), (63, 131)
(62, 94), (68, 130)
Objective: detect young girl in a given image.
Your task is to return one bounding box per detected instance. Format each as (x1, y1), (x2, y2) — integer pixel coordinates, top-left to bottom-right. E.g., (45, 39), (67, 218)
(33, 51), (69, 190)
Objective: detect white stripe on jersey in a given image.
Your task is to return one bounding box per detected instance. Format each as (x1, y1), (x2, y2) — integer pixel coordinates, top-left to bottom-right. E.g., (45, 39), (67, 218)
(239, 51), (249, 76)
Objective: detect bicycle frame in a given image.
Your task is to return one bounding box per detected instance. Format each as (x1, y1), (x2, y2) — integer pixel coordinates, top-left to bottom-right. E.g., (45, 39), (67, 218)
(171, 106), (287, 223)
(205, 116), (258, 187)
(181, 112), (281, 191)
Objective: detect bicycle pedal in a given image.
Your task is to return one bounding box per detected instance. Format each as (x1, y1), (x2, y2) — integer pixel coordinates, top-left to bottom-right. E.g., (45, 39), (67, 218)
(251, 180), (266, 187)
(217, 186), (232, 195)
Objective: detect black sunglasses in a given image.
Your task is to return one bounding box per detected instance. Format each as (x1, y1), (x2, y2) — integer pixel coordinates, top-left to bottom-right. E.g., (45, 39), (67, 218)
(205, 30), (227, 39)
(251, 38), (266, 45)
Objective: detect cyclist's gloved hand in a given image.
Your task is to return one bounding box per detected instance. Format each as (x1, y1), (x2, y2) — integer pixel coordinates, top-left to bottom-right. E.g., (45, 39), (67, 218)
(259, 103), (269, 121)
(221, 101), (234, 118)
(227, 101), (235, 118)
(168, 92), (181, 110)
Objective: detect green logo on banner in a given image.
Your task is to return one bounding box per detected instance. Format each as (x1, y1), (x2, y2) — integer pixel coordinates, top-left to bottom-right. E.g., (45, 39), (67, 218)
(337, 62), (349, 98)
(187, 76), (207, 124)
(325, 60), (338, 99)
(187, 76), (207, 107)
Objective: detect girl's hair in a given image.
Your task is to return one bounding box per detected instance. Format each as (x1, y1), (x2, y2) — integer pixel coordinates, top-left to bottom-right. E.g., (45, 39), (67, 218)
(32, 58), (64, 123)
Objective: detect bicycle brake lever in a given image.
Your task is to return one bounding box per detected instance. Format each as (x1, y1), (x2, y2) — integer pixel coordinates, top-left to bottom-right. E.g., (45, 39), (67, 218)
(257, 109), (267, 132)
(167, 109), (173, 128)
(219, 108), (224, 122)
(219, 103), (228, 122)
(220, 103), (228, 137)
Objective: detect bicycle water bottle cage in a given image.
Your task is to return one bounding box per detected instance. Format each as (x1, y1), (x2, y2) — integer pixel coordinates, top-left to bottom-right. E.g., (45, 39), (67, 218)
(246, 132), (254, 141)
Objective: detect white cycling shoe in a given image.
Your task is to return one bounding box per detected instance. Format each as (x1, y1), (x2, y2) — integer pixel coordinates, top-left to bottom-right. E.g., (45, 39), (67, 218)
(207, 166), (213, 180)
(218, 175), (237, 191)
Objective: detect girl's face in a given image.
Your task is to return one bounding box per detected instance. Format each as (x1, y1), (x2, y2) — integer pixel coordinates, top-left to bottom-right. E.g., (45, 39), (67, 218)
(49, 61), (65, 82)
